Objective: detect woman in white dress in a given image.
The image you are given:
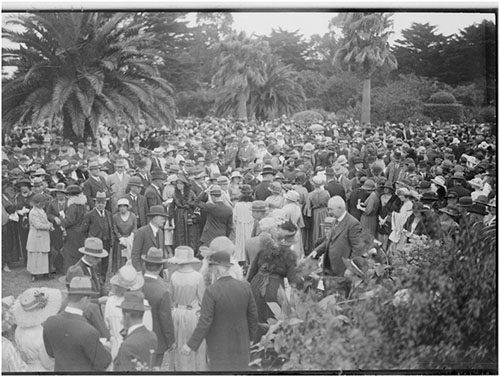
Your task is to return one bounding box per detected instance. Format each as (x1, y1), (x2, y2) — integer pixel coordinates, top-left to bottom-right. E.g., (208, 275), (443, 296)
(12, 287), (62, 371)
(388, 187), (414, 254)
(281, 190), (305, 259)
(167, 246), (206, 371)
(232, 185), (254, 263)
(104, 264), (151, 362)
(26, 194), (53, 281)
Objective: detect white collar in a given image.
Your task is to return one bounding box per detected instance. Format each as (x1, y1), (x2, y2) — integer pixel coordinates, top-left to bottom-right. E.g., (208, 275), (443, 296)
(127, 323), (144, 336)
(336, 211), (347, 223)
(65, 307), (84, 316)
(144, 273), (158, 280)
(149, 223), (159, 235)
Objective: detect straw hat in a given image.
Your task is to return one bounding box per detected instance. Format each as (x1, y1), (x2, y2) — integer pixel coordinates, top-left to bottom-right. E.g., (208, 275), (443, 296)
(167, 246), (201, 265)
(79, 237), (109, 258)
(431, 176), (446, 188)
(117, 291), (151, 312)
(110, 264), (144, 290)
(12, 288), (62, 328)
(468, 178), (483, 189)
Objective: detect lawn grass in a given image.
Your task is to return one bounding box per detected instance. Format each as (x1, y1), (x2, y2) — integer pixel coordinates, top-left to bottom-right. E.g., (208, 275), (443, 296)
(2, 265), (66, 298)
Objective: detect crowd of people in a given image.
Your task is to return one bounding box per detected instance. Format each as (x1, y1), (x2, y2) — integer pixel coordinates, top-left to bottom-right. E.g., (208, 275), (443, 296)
(1, 116), (496, 372)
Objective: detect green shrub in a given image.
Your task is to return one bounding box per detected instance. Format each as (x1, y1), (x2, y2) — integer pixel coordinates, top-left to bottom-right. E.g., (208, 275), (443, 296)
(428, 91), (457, 104)
(291, 110), (324, 123)
(423, 103), (464, 122)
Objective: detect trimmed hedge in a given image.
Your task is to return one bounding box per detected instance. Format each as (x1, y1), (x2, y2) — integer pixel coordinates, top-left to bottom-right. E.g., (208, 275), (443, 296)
(428, 91), (457, 104)
(423, 103), (464, 122)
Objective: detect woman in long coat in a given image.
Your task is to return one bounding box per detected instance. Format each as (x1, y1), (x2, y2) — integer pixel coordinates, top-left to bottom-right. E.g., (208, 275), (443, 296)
(167, 246), (206, 371)
(14, 179), (33, 265)
(303, 176), (330, 250)
(359, 180), (380, 237)
(171, 175), (200, 253)
(26, 194), (53, 281)
(247, 221), (300, 328)
(58, 185), (87, 273)
(232, 185), (254, 263)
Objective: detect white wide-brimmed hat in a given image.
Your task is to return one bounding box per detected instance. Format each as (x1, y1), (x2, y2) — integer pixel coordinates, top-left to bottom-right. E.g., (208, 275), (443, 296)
(110, 264), (144, 290)
(167, 245), (201, 265)
(12, 288), (62, 328)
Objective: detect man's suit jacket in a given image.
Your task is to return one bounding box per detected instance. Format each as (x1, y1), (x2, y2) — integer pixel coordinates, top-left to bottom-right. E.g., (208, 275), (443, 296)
(125, 193), (148, 228)
(187, 276), (258, 371)
(83, 176), (111, 210)
(81, 208), (114, 242)
(131, 224), (164, 271)
(69, 258), (102, 295)
(196, 201), (233, 245)
(314, 212), (364, 277)
(254, 180), (272, 201)
(144, 184), (163, 211)
(106, 172), (130, 210)
(43, 311), (112, 372)
(142, 276), (175, 354)
(114, 326), (158, 371)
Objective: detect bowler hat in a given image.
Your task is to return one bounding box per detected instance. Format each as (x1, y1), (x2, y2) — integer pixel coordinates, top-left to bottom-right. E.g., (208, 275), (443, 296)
(262, 165), (276, 176)
(141, 247), (168, 264)
(79, 237), (109, 258)
(147, 205), (168, 217)
(65, 276), (99, 296)
(117, 291), (151, 312)
(208, 251), (233, 267)
(361, 179), (376, 191)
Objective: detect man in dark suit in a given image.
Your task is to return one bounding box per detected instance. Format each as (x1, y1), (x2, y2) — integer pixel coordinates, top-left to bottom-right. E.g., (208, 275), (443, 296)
(325, 167), (347, 201)
(114, 291), (158, 372)
(131, 205), (166, 271)
(196, 185), (233, 246)
(45, 182), (67, 274)
(125, 176), (148, 228)
(183, 251), (258, 371)
(141, 247), (175, 368)
(81, 192), (114, 281)
(254, 165), (275, 201)
(144, 169), (165, 211)
(83, 160), (111, 210)
(43, 276), (112, 372)
(310, 196), (364, 277)
(134, 158), (151, 195)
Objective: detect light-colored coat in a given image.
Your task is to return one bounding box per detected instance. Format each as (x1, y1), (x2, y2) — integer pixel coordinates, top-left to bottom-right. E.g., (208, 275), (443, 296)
(106, 172), (130, 211)
(27, 207), (51, 252)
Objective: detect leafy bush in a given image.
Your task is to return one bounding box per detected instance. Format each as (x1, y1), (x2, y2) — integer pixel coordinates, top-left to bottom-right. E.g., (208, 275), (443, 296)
(251, 222), (497, 371)
(428, 91), (457, 104)
(371, 74), (436, 124)
(423, 103), (464, 122)
(319, 71), (361, 112)
(452, 83), (485, 107)
(479, 106), (496, 123)
(291, 110), (324, 123)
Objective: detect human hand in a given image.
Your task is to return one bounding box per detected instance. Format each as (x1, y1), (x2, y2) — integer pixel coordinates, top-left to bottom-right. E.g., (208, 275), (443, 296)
(309, 250), (317, 259)
(180, 344), (192, 356)
(54, 217), (61, 225)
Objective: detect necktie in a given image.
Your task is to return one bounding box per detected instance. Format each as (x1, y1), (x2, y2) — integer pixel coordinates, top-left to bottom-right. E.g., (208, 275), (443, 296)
(155, 231), (161, 247)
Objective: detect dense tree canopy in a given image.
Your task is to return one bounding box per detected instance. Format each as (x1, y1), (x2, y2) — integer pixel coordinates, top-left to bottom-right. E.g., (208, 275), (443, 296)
(2, 11), (496, 130)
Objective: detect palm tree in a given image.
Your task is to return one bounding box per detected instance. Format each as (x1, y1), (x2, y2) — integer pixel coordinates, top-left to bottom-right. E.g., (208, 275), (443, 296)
(333, 13), (397, 125)
(212, 31), (268, 120)
(249, 56), (306, 120)
(2, 12), (175, 140)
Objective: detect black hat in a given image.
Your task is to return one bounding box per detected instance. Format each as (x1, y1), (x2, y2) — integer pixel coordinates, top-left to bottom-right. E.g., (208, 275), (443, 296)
(147, 205), (168, 218)
(65, 185), (82, 196)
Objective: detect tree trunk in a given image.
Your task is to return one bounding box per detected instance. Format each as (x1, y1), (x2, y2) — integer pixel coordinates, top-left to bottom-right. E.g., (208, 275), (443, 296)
(236, 90), (248, 120)
(361, 77), (371, 126)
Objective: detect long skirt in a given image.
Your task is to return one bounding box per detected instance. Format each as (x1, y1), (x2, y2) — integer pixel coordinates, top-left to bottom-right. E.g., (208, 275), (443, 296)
(312, 207), (329, 246)
(174, 211), (201, 254)
(172, 305), (207, 371)
(27, 251), (49, 275)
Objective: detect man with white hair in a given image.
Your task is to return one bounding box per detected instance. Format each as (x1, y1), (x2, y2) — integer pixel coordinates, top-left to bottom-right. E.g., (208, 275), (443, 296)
(310, 196), (364, 277)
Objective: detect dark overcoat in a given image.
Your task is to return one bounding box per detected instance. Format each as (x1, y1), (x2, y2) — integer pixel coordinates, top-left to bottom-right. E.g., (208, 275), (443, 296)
(187, 276), (258, 371)
(131, 224), (164, 271)
(114, 325), (158, 371)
